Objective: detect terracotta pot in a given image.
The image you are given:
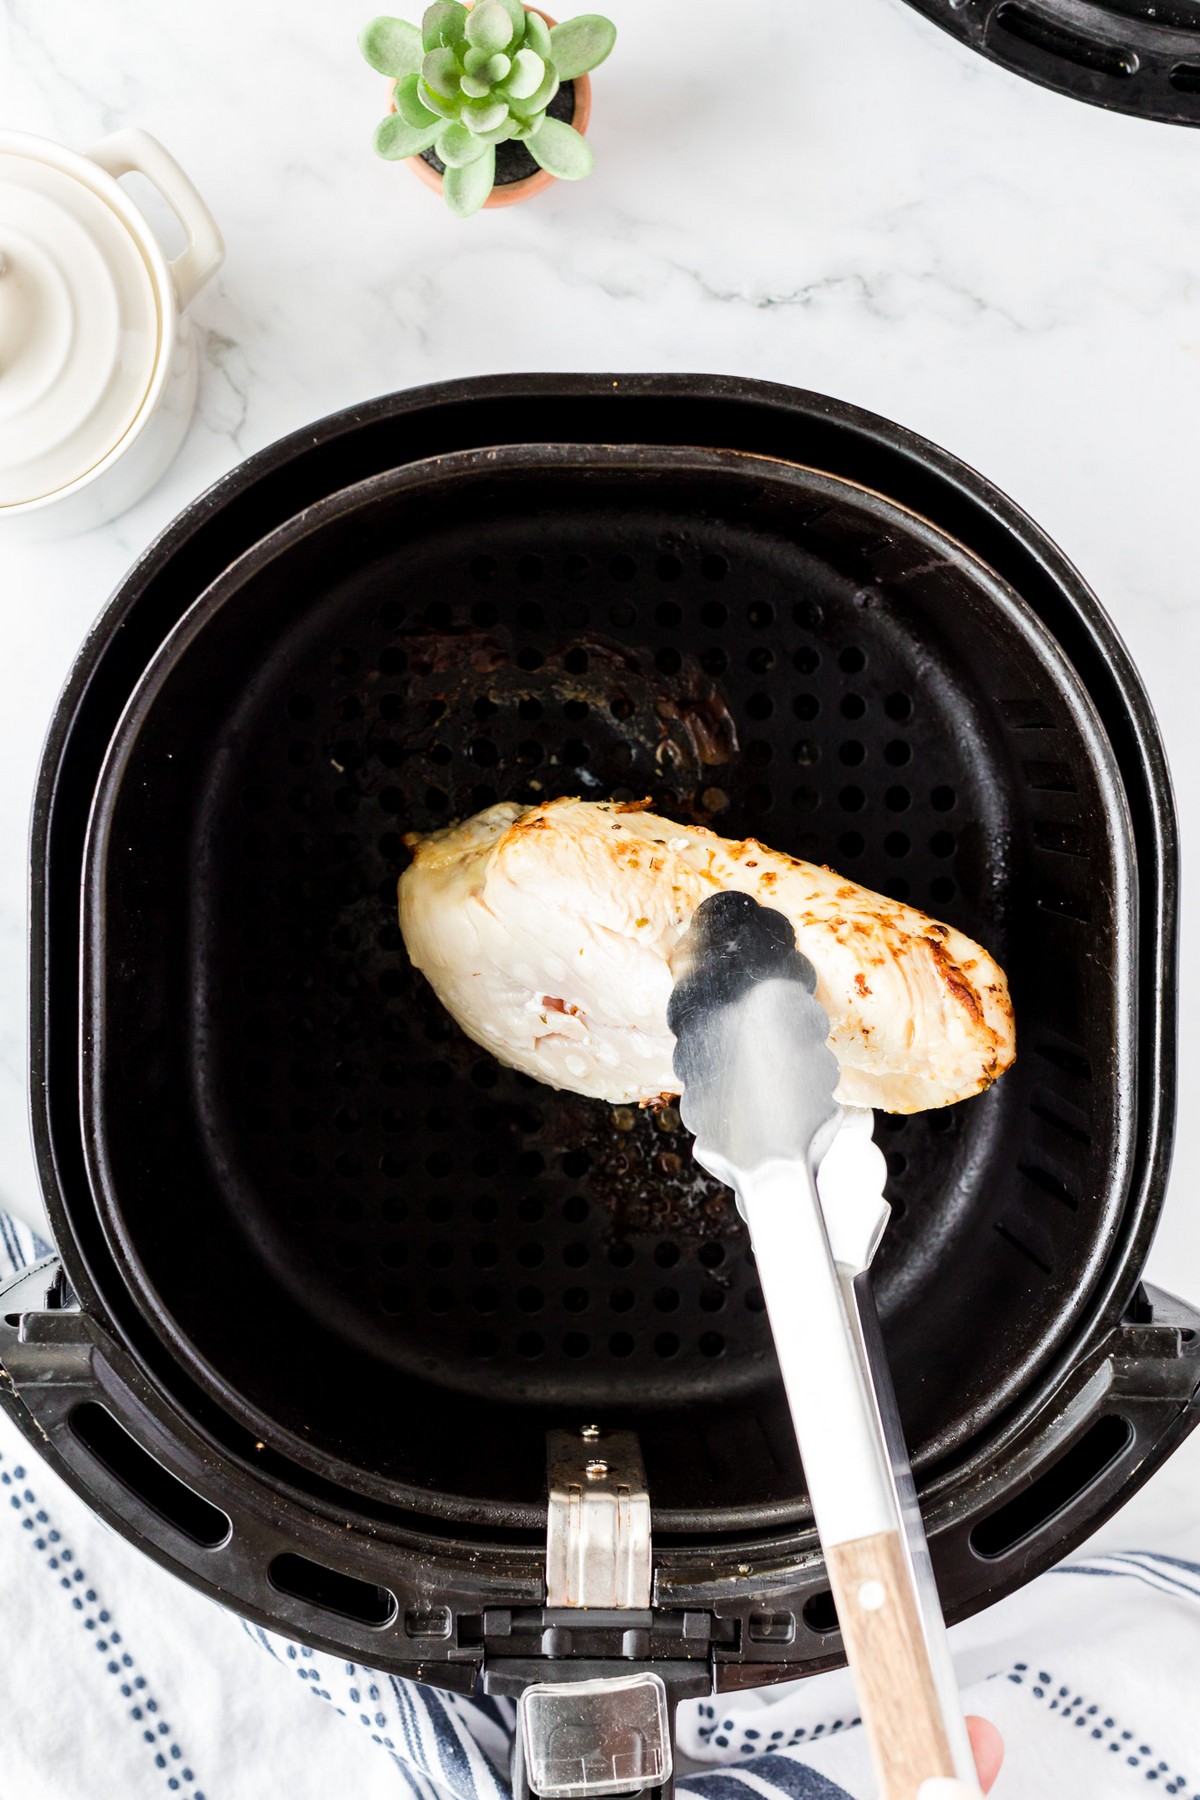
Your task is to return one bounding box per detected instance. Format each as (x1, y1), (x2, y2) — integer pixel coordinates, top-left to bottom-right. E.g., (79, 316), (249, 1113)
(390, 7), (592, 210)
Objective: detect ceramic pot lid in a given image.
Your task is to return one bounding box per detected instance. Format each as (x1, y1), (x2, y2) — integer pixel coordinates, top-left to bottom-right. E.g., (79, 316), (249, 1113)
(0, 148), (160, 507)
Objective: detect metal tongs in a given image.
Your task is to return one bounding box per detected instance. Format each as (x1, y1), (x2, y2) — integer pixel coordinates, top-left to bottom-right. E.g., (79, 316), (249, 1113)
(669, 893), (980, 1800)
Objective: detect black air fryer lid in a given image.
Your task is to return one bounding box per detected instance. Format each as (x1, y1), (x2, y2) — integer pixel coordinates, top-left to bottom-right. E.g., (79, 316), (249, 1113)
(899, 0), (1200, 124)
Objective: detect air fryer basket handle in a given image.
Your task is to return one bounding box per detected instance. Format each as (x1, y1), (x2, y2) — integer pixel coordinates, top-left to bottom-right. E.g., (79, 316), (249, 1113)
(486, 1660), (711, 1800)
(4, 1256), (1200, 1698)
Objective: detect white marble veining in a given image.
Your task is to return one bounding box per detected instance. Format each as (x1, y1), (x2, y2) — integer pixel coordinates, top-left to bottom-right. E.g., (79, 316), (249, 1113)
(3, 0), (1200, 1538)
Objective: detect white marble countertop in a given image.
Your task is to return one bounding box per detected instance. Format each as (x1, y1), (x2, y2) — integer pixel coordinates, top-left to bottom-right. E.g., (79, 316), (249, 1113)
(3, 0), (1200, 1539)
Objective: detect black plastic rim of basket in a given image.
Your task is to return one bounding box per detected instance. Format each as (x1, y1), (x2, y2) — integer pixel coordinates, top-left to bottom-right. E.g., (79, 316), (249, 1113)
(26, 374), (1178, 1547)
(900, 0), (1200, 125)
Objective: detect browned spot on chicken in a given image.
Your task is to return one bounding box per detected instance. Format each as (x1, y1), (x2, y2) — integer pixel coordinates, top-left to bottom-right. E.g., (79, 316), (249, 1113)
(615, 797), (654, 814)
(854, 973), (872, 998)
(925, 935), (985, 1025)
(507, 813), (548, 837)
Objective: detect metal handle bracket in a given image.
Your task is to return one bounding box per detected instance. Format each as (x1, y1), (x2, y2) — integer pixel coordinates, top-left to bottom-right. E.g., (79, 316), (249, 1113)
(546, 1429), (651, 1610)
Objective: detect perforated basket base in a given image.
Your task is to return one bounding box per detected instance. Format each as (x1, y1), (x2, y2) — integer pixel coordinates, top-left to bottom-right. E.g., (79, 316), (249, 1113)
(197, 496), (978, 1406)
(900, 0), (1200, 124)
(85, 442), (1137, 1523)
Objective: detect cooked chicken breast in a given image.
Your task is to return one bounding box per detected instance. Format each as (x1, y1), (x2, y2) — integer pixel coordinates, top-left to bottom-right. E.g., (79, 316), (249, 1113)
(398, 797), (1014, 1113)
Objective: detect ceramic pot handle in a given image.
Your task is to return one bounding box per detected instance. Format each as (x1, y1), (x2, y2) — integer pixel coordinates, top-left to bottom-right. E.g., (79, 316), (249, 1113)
(86, 128), (224, 312)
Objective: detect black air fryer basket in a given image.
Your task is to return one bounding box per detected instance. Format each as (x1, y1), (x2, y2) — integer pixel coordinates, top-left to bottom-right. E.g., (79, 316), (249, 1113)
(898, 0), (1200, 125)
(4, 376), (1197, 1797)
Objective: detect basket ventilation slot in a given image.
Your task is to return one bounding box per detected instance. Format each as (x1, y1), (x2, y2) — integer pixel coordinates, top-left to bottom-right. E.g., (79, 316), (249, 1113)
(970, 1414), (1134, 1559)
(802, 1590), (839, 1635)
(991, 5), (1137, 77)
(269, 1552), (398, 1627)
(70, 1403), (229, 1549)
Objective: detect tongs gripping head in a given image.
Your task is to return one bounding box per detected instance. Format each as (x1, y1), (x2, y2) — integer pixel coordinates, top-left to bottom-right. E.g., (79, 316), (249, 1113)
(667, 892), (842, 1192)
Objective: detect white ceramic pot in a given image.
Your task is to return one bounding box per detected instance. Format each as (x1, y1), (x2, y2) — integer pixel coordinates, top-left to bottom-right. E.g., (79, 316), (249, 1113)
(0, 128), (224, 540)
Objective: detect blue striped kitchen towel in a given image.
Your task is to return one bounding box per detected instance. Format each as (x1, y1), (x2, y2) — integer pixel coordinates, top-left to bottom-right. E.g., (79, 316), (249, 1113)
(2, 1208), (1199, 1800)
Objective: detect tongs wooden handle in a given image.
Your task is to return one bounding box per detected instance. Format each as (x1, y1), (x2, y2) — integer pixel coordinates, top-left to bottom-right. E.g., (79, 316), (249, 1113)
(825, 1532), (957, 1797)
(738, 1156), (978, 1800)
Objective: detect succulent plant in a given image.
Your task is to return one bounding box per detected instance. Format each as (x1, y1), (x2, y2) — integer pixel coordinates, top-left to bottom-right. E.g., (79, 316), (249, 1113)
(360, 0), (616, 217)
